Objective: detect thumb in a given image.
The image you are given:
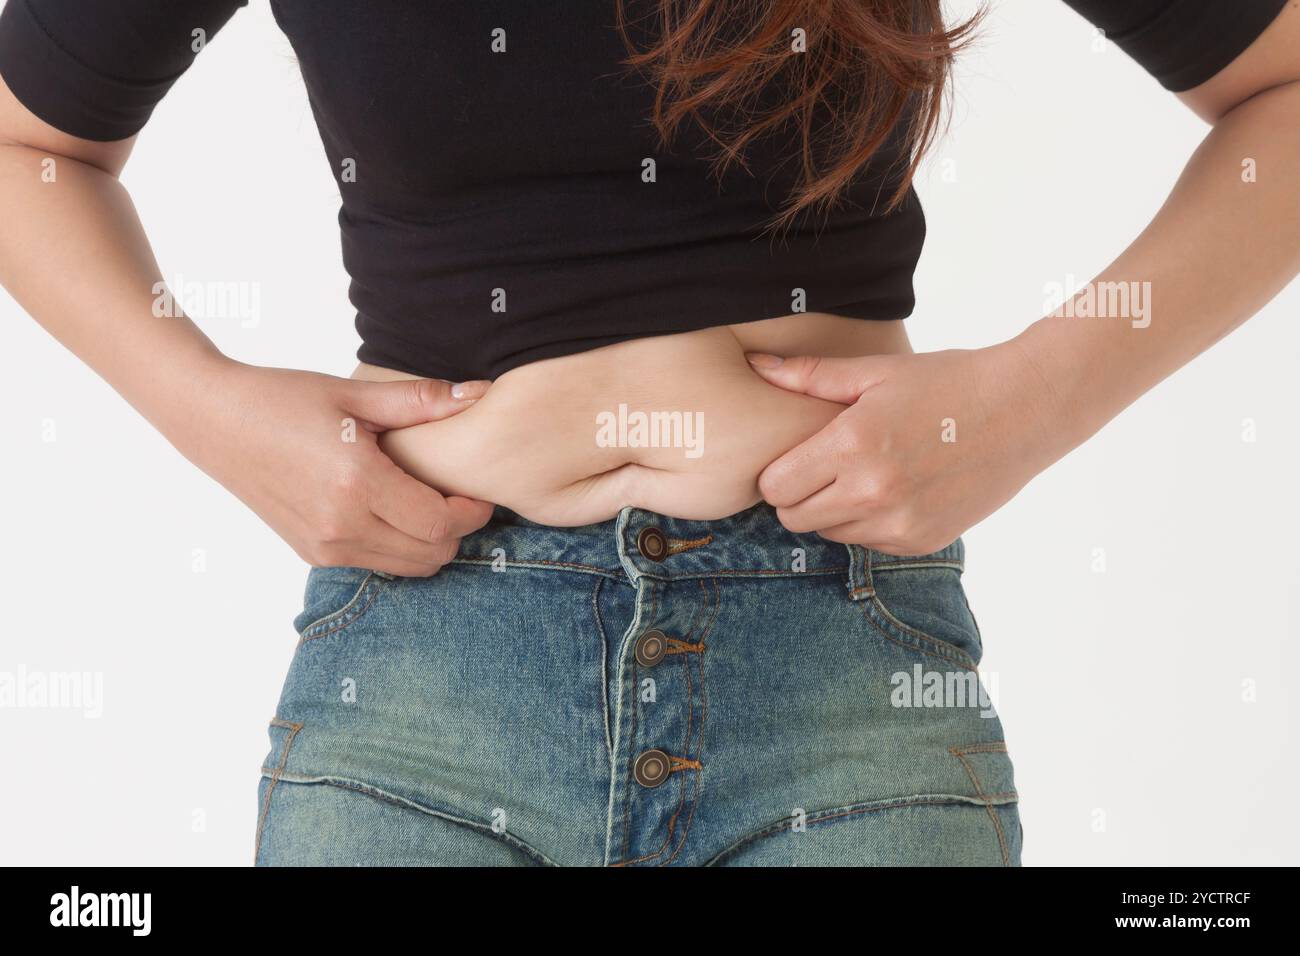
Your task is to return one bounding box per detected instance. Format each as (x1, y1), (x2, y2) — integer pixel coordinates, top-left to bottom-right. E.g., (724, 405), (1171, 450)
(745, 353), (886, 404)
(342, 377), (491, 431)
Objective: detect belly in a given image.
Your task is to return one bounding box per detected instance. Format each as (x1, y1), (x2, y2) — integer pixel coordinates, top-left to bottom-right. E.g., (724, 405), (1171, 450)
(357, 313), (911, 526)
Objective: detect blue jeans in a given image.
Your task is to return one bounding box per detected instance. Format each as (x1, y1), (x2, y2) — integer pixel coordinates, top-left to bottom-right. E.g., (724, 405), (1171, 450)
(255, 504), (1021, 866)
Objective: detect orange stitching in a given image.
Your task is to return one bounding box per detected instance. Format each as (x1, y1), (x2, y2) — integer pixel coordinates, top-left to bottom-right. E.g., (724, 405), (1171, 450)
(662, 758), (690, 856)
(658, 579), (716, 865)
(614, 770), (687, 867)
(666, 534), (713, 555)
(679, 639), (694, 766)
(616, 578), (721, 867)
(616, 580), (718, 867)
(614, 753), (702, 867)
(620, 627), (698, 866)
(949, 744), (1012, 866)
(254, 718), (303, 863)
(664, 638), (706, 654)
(660, 578), (719, 866)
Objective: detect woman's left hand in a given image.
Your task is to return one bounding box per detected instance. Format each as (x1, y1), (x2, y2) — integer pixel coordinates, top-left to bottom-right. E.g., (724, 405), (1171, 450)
(746, 343), (1066, 555)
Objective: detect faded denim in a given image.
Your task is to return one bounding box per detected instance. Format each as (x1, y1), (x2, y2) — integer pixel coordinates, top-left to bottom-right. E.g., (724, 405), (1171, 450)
(255, 504), (1021, 866)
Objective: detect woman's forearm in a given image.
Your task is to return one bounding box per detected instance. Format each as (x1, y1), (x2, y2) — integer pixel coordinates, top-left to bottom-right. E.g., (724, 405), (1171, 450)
(744, 76), (1300, 556)
(1012, 79), (1300, 459)
(0, 116), (491, 577)
(0, 142), (230, 437)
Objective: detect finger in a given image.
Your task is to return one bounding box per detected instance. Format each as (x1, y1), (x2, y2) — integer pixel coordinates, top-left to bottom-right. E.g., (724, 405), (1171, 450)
(355, 550), (445, 579)
(773, 480), (857, 534)
(361, 514), (455, 566)
(757, 426), (839, 507)
(343, 377), (492, 431)
(369, 459), (495, 541)
(441, 494), (497, 536)
(815, 519), (879, 546)
(817, 518), (916, 554)
(745, 353), (886, 405)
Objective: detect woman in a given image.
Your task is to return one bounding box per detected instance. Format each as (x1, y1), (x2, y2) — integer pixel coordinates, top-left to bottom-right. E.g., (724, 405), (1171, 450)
(0, 0), (1295, 866)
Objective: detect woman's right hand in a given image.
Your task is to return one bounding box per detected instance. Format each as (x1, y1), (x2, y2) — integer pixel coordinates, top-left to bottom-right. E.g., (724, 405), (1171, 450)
(176, 360), (494, 577)
(0, 76), (494, 578)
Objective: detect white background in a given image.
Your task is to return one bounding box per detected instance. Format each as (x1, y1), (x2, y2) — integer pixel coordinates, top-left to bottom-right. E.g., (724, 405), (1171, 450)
(1, 0), (1295, 865)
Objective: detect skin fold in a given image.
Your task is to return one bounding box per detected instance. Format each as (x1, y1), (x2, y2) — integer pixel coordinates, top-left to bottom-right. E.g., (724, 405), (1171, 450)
(356, 314), (908, 526)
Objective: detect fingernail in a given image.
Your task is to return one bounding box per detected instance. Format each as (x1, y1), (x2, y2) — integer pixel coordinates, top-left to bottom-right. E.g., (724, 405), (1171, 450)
(451, 380), (490, 401)
(746, 352), (783, 369)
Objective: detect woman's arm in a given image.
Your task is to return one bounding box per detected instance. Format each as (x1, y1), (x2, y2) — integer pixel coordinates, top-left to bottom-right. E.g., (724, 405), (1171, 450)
(1015, 4), (1300, 451)
(745, 4), (1300, 554)
(0, 75), (228, 439)
(0, 73), (493, 576)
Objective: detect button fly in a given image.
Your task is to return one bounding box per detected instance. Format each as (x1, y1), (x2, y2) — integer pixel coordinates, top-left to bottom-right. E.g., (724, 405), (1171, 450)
(633, 749), (671, 788)
(634, 629), (667, 667)
(637, 526), (668, 562)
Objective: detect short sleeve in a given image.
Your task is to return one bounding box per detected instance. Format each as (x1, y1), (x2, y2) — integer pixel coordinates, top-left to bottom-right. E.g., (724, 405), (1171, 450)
(0, 0), (246, 141)
(1060, 0), (1289, 91)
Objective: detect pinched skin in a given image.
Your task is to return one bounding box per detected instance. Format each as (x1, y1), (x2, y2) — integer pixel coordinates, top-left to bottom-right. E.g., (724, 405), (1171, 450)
(364, 314), (911, 526)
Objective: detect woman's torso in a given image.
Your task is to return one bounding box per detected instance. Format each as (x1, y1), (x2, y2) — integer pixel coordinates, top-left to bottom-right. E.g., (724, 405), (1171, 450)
(270, 0), (926, 383)
(356, 313), (911, 525)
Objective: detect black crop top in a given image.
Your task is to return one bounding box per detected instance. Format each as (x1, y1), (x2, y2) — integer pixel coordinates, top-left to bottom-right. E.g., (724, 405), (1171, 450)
(0, 0), (1288, 380)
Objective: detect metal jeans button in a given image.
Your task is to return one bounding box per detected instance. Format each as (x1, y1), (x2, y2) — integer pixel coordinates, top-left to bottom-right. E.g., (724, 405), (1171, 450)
(634, 629), (668, 667)
(633, 749), (671, 788)
(637, 526), (668, 562)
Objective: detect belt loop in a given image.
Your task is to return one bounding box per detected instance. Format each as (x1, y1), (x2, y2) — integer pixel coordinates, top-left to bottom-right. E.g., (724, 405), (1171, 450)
(845, 544), (874, 601)
(614, 506), (644, 585)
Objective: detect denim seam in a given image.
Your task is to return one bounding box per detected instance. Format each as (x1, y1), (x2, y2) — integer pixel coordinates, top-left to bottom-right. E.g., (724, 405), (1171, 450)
(602, 573), (645, 865)
(614, 578), (715, 867)
(591, 577), (614, 764)
(252, 772), (556, 866)
(617, 581), (658, 861)
(870, 560), (965, 573)
(949, 743), (1015, 866)
(860, 548), (979, 668)
(254, 717), (303, 864)
(961, 587), (985, 649)
(659, 577), (719, 866)
(452, 555), (624, 579)
(652, 603), (700, 865)
(297, 573), (388, 642)
(857, 598), (978, 671)
(629, 582), (663, 857)
(704, 793), (1006, 866)
(627, 566), (849, 588)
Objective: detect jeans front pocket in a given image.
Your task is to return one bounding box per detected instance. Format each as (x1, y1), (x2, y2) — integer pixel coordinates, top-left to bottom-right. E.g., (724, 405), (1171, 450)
(856, 546), (983, 671)
(293, 566), (394, 642)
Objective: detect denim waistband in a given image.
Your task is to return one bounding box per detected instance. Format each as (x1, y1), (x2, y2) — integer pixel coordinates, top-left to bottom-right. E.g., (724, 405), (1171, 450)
(449, 503), (965, 594)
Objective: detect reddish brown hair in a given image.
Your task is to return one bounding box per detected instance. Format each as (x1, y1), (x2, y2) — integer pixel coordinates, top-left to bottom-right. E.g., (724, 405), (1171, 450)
(615, 0), (982, 232)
